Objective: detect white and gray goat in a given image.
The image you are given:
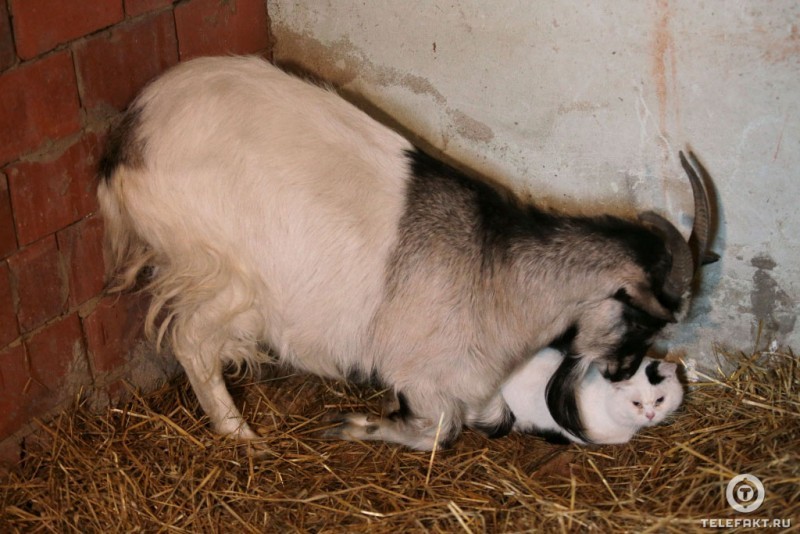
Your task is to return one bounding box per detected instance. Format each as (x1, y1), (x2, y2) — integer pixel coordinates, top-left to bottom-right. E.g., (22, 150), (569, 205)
(98, 56), (715, 450)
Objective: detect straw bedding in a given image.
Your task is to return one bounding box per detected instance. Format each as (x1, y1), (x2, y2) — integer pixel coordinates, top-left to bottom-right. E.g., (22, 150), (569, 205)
(1, 347), (797, 532)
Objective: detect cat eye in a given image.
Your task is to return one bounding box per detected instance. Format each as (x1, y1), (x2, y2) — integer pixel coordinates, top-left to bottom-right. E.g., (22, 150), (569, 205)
(655, 396), (664, 405)
(632, 401), (642, 407)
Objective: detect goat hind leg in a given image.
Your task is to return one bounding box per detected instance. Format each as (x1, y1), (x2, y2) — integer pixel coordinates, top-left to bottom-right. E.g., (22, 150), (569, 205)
(465, 392), (516, 439)
(176, 353), (257, 439)
(165, 285), (267, 439)
(322, 392), (461, 451)
(323, 412), (456, 451)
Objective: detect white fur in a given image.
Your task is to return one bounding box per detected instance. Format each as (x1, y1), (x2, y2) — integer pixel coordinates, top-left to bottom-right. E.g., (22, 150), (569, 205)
(100, 57), (411, 438)
(502, 349), (683, 444)
(99, 56), (684, 449)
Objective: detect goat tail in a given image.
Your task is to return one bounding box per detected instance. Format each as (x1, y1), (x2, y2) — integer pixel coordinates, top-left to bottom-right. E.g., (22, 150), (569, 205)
(98, 168), (157, 295)
(97, 166), (179, 352)
(98, 169), (264, 374)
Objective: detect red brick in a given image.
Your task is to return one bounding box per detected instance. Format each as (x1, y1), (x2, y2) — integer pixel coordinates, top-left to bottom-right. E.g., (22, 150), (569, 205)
(0, 314), (88, 441)
(7, 237), (67, 333)
(175, 0), (269, 60)
(11, 0), (123, 60)
(6, 133), (101, 246)
(124, 0), (173, 17)
(103, 379), (130, 402)
(0, 52), (81, 166)
(84, 293), (146, 375)
(57, 215), (105, 308)
(26, 313), (88, 393)
(0, 262), (19, 348)
(0, 262), (18, 347)
(0, 436), (22, 469)
(75, 11), (178, 116)
(0, 0), (15, 71)
(0, 173), (16, 258)
(0, 343), (32, 440)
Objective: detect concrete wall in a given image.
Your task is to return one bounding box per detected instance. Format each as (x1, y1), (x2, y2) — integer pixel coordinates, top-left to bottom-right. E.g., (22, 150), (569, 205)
(268, 0), (799, 370)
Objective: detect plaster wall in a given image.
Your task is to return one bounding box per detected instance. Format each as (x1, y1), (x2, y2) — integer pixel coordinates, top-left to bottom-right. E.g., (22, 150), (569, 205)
(268, 0), (799, 370)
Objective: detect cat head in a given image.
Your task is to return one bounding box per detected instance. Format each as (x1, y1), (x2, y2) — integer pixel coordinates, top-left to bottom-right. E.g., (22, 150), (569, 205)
(607, 358), (684, 429)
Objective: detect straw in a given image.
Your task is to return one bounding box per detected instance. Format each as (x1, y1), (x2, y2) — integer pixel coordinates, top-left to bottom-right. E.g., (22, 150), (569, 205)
(1, 346), (797, 532)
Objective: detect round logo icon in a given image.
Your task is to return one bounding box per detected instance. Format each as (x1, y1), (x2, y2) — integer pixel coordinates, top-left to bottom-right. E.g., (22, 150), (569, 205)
(726, 474), (765, 513)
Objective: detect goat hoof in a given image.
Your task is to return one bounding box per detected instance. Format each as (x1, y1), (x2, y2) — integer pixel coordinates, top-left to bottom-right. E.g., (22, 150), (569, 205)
(322, 411), (348, 425)
(319, 412), (380, 441)
(238, 439), (273, 460)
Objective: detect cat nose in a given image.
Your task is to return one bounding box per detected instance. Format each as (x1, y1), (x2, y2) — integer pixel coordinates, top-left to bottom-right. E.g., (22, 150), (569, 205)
(646, 411), (655, 420)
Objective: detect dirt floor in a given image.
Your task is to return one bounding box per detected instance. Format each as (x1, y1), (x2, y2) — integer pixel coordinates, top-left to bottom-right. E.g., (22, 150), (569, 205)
(1, 347), (797, 532)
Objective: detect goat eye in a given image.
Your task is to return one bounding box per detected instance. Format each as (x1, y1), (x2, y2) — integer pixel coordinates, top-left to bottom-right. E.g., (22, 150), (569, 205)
(632, 401), (642, 407)
(655, 396), (664, 405)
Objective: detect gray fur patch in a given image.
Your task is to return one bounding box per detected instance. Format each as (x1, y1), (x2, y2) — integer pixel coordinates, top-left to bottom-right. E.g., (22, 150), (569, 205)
(99, 107), (145, 181)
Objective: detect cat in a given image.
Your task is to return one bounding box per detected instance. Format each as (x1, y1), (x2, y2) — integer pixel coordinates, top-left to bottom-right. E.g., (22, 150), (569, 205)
(501, 348), (683, 444)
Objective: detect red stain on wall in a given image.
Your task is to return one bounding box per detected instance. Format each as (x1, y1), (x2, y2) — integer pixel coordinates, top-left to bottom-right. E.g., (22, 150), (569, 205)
(651, 0), (680, 162)
(763, 24), (800, 65)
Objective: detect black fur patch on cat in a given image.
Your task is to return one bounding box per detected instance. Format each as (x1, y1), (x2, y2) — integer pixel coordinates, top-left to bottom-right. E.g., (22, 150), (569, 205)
(645, 360), (665, 385)
(532, 428), (572, 445)
(546, 354), (590, 443)
(545, 325), (592, 442)
(515, 424), (571, 444)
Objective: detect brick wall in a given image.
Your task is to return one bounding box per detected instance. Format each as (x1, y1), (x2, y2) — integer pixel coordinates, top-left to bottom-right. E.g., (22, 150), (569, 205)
(0, 0), (271, 465)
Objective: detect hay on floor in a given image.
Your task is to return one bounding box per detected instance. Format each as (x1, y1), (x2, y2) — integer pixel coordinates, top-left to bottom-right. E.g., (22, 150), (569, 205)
(1, 346), (798, 532)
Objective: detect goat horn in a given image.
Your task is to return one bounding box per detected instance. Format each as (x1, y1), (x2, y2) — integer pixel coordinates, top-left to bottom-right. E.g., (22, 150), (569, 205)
(638, 211), (693, 301)
(639, 150), (715, 302)
(679, 150), (714, 273)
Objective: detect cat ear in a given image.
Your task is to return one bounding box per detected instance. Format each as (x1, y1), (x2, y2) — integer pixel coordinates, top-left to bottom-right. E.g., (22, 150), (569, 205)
(659, 361), (678, 377)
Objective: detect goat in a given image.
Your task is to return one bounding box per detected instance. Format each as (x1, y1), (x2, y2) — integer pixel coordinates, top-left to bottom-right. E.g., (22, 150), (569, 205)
(98, 56), (714, 450)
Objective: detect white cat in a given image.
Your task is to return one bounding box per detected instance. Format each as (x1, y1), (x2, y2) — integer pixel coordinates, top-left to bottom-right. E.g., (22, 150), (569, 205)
(502, 348), (683, 444)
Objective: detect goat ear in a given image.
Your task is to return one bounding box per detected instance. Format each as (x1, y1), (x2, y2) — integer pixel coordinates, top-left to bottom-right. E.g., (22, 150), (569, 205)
(617, 284), (676, 323)
(702, 251), (721, 265)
